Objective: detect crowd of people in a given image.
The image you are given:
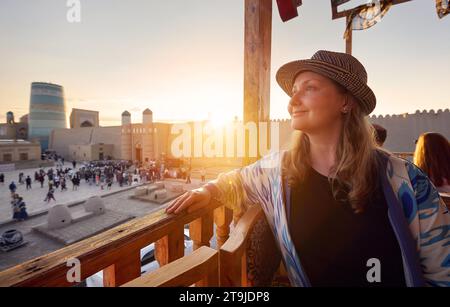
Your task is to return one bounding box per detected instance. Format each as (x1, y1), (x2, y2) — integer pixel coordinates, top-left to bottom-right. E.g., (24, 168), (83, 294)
(1, 159), (144, 221)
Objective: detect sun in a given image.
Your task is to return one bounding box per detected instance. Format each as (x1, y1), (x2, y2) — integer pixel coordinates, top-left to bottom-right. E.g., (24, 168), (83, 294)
(208, 112), (232, 130)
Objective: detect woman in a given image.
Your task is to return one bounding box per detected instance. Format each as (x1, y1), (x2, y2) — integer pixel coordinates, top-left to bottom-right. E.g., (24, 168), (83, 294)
(413, 132), (450, 193)
(166, 50), (450, 287)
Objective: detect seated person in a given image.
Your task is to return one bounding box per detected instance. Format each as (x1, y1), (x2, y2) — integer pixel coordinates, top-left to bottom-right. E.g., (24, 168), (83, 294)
(372, 124), (387, 147)
(413, 132), (450, 193)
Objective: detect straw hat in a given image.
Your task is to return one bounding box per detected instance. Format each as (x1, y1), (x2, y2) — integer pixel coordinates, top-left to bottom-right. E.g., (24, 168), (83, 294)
(276, 50), (376, 115)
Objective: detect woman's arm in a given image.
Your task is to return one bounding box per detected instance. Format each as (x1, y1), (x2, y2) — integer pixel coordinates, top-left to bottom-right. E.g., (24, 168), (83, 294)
(206, 152), (282, 216)
(167, 151), (282, 215)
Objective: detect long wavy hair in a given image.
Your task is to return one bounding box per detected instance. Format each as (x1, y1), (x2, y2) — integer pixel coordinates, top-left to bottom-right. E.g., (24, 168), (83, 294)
(282, 85), (383, 213)
(413, 132), (450, 187)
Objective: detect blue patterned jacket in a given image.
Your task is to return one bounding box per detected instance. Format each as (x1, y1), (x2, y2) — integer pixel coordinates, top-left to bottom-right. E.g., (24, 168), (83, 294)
(208, 150), (450, 287)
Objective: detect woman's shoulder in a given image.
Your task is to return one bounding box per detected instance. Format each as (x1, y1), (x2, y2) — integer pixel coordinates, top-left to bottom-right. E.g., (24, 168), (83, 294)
(251, 150), (286, 167)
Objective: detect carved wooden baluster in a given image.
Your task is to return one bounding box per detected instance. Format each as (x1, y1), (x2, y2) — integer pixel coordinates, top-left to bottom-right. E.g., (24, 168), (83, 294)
(214, 206), (233, 249)
(155, 224), (184, 267)
(103, 249), (141, 287)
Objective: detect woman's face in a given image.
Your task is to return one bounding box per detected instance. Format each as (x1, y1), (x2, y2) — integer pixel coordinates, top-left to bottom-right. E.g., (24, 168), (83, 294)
(288, 71), (347, 133)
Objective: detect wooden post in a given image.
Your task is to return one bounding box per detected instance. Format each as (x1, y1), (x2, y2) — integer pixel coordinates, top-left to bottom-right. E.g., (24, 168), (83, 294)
(214, 206), (233, 248)
(189, 212), (214, 250)
(103, 249), (141, 287)
(244, 0), (272, 166)
(155, 225), (185, 267)
(189, 212), (214, 286)
(346, 15), (352, 55)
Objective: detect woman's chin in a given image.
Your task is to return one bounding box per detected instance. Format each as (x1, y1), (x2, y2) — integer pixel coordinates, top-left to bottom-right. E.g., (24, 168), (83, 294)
(290, 118), (307, 131)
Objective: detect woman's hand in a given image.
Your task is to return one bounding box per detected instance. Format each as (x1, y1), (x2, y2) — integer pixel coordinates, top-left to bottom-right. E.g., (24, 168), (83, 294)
(165, 187), (212, 214)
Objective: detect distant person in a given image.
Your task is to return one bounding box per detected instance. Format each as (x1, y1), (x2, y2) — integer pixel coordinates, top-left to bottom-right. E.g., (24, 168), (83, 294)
(13, 196), (28, 221)
(0, 173), (4, 185)
(200, 168), (206, 182)
(18, 172), (24, 185)
(72, 176), (80, 191)
(413, 132), (450, 193)
(372, 124), (387, 147)
(44, 188), (56, 203)
(72, 160), (77, 169)
(106, 178), (113, 190)
(39, 174), (45, 188)
(185, 168), (191, 184)
(9, 181), (17, 194)
(25, 176), (32, 190)
(60, 177), (67, 191)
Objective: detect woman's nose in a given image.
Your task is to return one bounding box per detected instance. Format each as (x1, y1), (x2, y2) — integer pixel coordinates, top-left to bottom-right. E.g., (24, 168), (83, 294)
(289, 95), (301, 107)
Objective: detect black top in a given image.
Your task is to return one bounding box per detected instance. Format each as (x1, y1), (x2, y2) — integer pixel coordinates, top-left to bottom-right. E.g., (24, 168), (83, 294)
(289, 167), (406, 287)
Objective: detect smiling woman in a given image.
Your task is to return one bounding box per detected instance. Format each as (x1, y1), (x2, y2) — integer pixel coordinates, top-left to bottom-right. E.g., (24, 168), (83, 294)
(166, 50), (450, 287)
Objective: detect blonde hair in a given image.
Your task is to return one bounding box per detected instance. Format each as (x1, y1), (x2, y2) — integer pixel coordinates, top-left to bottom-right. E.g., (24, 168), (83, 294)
(283, 92), (382, 213)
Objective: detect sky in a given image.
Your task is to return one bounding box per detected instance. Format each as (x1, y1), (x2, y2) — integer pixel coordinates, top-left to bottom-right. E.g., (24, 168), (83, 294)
(0, 0), (449, 126)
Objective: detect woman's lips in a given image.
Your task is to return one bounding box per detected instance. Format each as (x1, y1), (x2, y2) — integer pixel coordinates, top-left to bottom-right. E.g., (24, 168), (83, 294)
(292, 111), (308, 118)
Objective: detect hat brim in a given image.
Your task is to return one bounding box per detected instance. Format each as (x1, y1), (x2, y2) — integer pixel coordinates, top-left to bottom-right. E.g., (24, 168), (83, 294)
(276, 59), (376, 115)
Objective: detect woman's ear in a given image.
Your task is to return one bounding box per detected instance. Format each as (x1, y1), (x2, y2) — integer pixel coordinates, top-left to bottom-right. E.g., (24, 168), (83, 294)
(341, 95), (355, 114)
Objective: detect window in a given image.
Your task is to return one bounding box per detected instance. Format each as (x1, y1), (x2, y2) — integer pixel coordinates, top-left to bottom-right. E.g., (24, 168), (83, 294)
(3, 154), (12, 162)
(19, 153), (28, 161)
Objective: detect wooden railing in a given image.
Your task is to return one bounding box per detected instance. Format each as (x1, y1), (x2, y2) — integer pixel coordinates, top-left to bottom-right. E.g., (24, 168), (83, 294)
(0, 198), (237, 287)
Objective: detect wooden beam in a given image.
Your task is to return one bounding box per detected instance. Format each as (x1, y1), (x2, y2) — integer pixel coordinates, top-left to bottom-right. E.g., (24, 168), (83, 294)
(155, 224), (185, 267)
(122, 246), (218, 287)
(189, 211), (214, 250)
(103, 249), (141, 287)
(244, 0), (272, 165)
(219, 205), (264, 286)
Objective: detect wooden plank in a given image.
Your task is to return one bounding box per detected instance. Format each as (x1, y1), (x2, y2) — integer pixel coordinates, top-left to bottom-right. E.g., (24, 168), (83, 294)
(220, 205), (263, 254)
(0, 199), (223, 287)
(155, 224), (185, 267)
(122, 246), (218, 287)
(219, 205), (264, 286)
(189, 211), (214, 250)
(244, 0), (272, 165)
(103, 249), (141, 287)
(189, 212), (214, 286)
